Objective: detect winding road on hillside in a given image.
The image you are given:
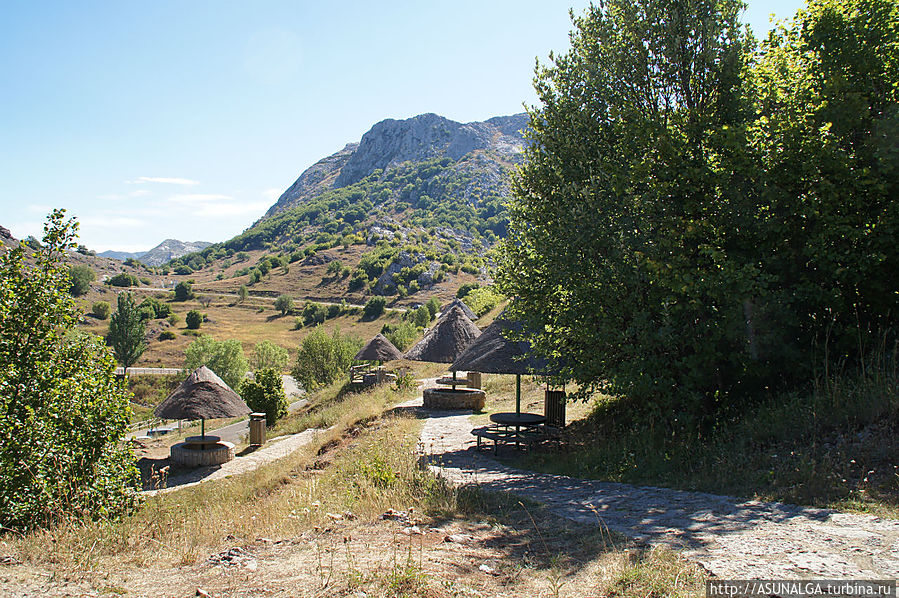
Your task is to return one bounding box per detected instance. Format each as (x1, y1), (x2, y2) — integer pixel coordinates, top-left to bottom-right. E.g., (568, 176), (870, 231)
(416, 403), (899, 580)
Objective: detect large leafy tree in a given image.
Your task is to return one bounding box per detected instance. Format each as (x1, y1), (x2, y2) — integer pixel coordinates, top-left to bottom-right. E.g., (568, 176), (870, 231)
(184, 335), (249, 390)
(497, 0), (753, 414)
(498, 0), (898, 416)
(107, 292), (146, 374)
(0, 211), (139, 529)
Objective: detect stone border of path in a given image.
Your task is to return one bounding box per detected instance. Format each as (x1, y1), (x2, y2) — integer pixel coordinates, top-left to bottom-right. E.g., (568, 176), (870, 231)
(417, 405), (899, 580)
(144, 427), (327, 496)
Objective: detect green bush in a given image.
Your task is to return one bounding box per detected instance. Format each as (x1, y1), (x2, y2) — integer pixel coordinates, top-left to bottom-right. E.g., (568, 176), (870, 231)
(425, 297), (441, 320)
(108, 272), (139, 287)
(363, 296), (387, 320)
(159, 330), (177, 341)
(138, 296), (171, 319)
(253, 340), (289, 371)
(241, 368), (287, 426)
(456, 283), (480, 300)
(173, 281), (194, 301)
(274, 294), (294, 315)
(68, 264), (95, 296)
(302, 302), (328, 326)
(185, 310), (203, 330)
(412, 305), (431, 328)
(381, 321), (420, 351)
(291, 326), (362, 391)
(91, 301), (111, 320)
(463, 286), (502, 317)
(184, 335), (248, 390)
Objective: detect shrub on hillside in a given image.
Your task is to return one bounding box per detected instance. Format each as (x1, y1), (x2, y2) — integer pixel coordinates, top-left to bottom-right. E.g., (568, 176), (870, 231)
(108, 272), (139, 287)
(381, 321), (420, 351)
(274, 294), (294, 315)
(91, 300), (111, 320)
(159, 330), (177, 341)
(173, 281), (194, 301)
(253, 340), (289, 371)
(464, 286), (502, 316)
(292, 326), (361, 391)
(185, 310), (203, 330)
(68, 264), (95, 296)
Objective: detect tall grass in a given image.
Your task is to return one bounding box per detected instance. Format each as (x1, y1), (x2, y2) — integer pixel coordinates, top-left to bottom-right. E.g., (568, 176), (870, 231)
(518, 342), (899, 511)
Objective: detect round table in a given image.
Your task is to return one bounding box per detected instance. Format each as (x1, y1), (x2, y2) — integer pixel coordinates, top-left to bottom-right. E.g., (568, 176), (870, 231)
(490, 412), (546, 427)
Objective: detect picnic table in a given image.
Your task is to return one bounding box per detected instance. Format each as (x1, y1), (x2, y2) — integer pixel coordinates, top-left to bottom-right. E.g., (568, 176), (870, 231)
(472, 412), (558, 454)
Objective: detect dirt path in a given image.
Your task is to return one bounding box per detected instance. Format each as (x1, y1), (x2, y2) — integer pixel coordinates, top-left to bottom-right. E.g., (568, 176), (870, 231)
(419, 406), (899, 579)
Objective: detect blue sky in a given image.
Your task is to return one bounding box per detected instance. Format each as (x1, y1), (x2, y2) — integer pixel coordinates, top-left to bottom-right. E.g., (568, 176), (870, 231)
(1, 1), (804, 252)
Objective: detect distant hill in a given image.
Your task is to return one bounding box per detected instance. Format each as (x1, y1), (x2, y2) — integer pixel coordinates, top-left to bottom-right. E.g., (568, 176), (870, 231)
(100, 239), (212, 266)
(164, 112), (529, 306)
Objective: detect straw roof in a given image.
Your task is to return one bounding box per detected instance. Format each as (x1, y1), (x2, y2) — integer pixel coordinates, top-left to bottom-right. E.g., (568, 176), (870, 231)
(355, 333), (404, 362)
(450, 317), (553, 375)
(404, 305), (481, 363)
(154, 366), (251, 421)
(440, 298), (476, 321)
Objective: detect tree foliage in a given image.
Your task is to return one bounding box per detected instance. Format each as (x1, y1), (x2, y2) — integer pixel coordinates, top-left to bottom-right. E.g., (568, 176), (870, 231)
(241, 368), (288, 426)
(184, 336), (248, 390)
(291, 327), (362, 391)
(185, 309), (203, 330)
(497, 0), (899, 416)
(253, 340), (289, 371)
(0, 211), (139, 529)
(107, 292), (146, 372)
(274, 294), (294, 315)
(173, 281), (194, 301)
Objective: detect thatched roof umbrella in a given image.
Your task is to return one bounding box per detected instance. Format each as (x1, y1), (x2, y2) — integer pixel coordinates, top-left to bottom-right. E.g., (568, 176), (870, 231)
(405, 305), (481, 386)
(355, 333), (404, 364)
(440, 298), (476, 321)
(154, 366), (251, 439)
(451, 316), (554, 414)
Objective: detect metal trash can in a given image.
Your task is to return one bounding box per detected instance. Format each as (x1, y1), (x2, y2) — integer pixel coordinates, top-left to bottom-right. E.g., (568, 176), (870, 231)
(544, 390), (566, 428)
(467, 371), (482, 389)
(249, 412), (267, 446)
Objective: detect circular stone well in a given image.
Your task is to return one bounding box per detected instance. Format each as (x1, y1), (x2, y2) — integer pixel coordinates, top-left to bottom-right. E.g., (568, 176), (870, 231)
(422, 387), (486, 410)
(170, 440), (235, 467)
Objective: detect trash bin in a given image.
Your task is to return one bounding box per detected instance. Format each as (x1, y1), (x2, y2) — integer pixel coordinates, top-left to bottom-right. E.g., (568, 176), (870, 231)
(544, 390), (566, 428)
(467, 371), (482, 389)
(249, 412), (267, 446)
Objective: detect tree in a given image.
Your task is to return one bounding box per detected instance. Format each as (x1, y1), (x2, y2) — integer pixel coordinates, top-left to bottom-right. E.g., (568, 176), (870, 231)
(363, 296), (386, 320)
(237, 284), (248, 303)
(498, 0), (899, 416)
(107, 272), (139, 287)
(68, 264), (95, 296)
(412, 305), (431, 328)
(253, 340), (289, 371)
(108, 292), (146, 374)
(174, 281), (194, 301)
(425, 297), (441, 320)
(184, 335), (248, 390)
(292, 327), (362, 391)
(496, 0), (753, 413)
(274, 294), (294, 316)
(241, 368), (287, 426)
(185, 309), (203, 330)
(0, 210), (138, 529)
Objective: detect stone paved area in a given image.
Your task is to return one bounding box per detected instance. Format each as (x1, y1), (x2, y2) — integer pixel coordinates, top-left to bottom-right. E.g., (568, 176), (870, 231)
(419, 407), (899, 579)
(145, 427), (325, 496)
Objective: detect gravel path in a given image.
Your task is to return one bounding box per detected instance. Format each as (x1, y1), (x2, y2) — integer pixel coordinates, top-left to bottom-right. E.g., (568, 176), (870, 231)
(419, 407), (899, 579)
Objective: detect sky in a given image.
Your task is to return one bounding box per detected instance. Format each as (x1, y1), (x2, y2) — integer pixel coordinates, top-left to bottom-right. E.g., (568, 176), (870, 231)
(1, 1), (804, 253)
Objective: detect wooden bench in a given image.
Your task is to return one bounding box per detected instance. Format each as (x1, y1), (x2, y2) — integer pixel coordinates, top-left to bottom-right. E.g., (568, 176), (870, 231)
(471, 425), (554, 454)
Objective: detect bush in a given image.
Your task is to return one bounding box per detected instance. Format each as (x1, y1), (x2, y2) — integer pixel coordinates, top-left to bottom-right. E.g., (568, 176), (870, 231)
(139, 277), (151, 286)
(463, 286), (502, 317)
(159, 330), (177, 341)
(253, 340), (289, 371)
(327, 303), (341, 319)
(91, 301), (111, 320)
(381, 321), (420, 351)
(302, 302), (328, 326)
(108, 272), (139, 287)
(167, 313), (180, 326)
(173, 281), (194, 301)
(138, 296), (171, 319)
(456, 283), (480, 299)
(185, 310), (203, 330)
(68, 264), (95, 296)
(412, 305), (431, 328)
(241, 368), (287, 426)
(291, 326), (362, 391)
(274, 294), (294, 315)
(363, 296), (387, 320)
(184, 335), (248, 389)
